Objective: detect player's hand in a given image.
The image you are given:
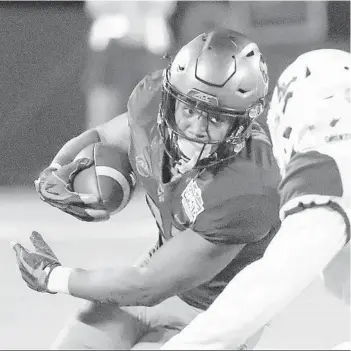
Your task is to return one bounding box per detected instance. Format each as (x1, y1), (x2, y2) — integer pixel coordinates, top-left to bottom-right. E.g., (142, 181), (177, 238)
(11, 231), (61, 294)
(35, 158), (109, 222)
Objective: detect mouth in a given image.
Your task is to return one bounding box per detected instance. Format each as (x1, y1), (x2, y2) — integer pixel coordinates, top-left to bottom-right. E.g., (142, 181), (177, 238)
(183, 135), (209, 147)
(184, 132), (209, 143)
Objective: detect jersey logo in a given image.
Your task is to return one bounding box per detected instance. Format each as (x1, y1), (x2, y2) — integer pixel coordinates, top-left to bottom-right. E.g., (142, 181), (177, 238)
(188, 89), (219, 106)
(136, 155), (151, 178)
(181, 179), (204, 223)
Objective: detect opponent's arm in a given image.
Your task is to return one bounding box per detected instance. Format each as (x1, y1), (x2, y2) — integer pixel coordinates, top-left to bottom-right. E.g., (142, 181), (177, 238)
(13, 227), (245, 307)
(161, 206), (348, 350)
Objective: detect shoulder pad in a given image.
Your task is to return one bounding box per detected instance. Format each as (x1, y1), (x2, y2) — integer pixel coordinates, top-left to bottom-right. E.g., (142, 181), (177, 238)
(127, 70), (164, 118)
(250, 121), (272, 146)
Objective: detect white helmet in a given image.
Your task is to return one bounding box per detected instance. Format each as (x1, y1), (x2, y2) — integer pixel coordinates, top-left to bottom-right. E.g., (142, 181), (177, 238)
(267, 49), (351, 175)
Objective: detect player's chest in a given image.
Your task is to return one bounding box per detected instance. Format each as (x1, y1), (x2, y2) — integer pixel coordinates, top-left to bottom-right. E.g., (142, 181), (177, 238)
(145, 174), (210, 240)
(129, 135), (210, 239)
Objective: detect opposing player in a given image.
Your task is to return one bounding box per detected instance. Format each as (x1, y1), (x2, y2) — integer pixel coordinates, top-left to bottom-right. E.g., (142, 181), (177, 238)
(161, 49), (351, 350)
(12, 29), (280, 349)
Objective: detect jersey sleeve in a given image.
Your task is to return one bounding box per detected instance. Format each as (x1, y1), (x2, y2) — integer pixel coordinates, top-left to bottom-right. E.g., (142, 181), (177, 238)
(279, 150), (350, 242)
(279, 151), (343, 217)
(192, 193), (280, 245)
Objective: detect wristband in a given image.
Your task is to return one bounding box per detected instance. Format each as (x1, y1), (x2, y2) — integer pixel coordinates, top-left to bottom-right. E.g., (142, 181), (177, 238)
(47, 266), (73, 294)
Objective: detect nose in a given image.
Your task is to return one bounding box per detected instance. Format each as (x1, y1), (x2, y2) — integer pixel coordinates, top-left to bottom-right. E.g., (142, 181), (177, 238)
(191, 114), (208, 139)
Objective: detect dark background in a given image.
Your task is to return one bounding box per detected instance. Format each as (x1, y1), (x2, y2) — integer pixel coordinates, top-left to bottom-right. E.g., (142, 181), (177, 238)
(0, 1), (349, 186)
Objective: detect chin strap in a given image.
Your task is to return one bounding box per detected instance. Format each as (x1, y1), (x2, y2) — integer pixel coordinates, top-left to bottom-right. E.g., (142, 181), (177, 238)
(173, 156), (198, 175)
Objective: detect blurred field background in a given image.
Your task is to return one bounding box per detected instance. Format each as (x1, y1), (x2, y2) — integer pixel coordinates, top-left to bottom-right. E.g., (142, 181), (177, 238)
(0, 1), (350, 349)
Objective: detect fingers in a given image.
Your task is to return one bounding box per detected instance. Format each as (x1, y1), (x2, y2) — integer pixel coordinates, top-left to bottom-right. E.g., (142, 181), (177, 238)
(74, 157), (94, 169)
(78, 193), (99, 205)
(64, 205), (110, 222)
(11, 241), (24, 256)
(50, 172), (98, 205)
(11, 242), (32, 273)
(36, 160), (99, 207)
(30, 231), (58, 260)
(85, 208), (110, 222)
(68, 157), (94, 176)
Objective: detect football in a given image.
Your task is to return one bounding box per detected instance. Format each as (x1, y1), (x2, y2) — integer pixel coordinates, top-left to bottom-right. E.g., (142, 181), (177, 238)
(73, 142), (136, 215)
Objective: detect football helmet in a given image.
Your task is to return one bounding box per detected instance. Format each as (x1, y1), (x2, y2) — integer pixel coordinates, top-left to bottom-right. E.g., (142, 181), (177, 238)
(158, 28), (269, 169)
(267, 49), (351, 175)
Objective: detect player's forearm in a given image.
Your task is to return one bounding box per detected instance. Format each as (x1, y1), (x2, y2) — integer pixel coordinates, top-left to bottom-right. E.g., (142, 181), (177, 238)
(51, 129), (101, 167)
(161, 207), (348, 350)
(51, 113), (130, 167)
(48, 265), (168, 306)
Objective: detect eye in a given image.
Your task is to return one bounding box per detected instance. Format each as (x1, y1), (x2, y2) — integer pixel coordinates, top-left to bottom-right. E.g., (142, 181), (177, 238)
(209, 114), (225, 125)
(183, 107), (195, 116)
(209, 116), (220, 124)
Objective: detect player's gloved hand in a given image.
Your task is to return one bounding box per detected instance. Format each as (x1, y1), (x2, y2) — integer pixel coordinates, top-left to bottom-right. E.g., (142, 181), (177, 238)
(35, 158), (109, 222)
(11, 231), (61, 294)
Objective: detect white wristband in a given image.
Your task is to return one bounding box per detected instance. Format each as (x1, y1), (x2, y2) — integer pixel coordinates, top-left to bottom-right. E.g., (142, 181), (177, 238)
(47, 266), (73, 294)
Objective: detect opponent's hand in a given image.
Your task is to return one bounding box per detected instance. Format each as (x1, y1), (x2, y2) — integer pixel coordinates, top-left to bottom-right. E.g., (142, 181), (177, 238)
(11, 231), (61, 294)
(35, 158), (109, 222)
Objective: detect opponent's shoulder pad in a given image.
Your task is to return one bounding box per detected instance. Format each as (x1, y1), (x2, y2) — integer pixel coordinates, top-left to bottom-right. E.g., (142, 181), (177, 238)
(127, 70), (164, 122)
(279, 150), (344, 220)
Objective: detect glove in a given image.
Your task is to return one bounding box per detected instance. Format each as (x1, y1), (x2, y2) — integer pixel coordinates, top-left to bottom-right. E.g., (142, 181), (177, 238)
(35, 158), (109, 222)
(11, 231), (61, 294)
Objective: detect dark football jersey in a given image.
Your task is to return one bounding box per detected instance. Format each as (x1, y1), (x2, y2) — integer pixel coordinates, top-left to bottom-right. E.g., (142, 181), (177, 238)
(127, 70), (281, 309)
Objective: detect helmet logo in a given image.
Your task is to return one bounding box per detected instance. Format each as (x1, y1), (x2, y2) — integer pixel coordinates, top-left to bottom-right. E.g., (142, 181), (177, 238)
(188, 89), (219, 106)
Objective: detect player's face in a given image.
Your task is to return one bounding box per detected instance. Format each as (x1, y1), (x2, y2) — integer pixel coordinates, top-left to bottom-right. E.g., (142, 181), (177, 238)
(174, 101), (231, 143)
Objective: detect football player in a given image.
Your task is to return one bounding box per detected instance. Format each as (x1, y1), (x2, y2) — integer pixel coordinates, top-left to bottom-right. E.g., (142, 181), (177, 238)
(161, 49), (351, 350)
(12, 29), (280, 349)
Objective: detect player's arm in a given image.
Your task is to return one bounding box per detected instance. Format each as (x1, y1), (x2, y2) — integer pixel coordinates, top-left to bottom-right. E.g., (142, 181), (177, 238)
(50, 227), (246, 306)
(48, 195), (272, 304)
(13, 226), (246, 306)
(34, 112), (131, 221)
(160, 206), (348, 350)
(51, 112), (130, 167)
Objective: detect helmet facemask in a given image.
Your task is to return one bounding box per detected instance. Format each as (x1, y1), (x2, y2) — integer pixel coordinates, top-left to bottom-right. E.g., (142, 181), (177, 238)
(158, 68), (265, 171)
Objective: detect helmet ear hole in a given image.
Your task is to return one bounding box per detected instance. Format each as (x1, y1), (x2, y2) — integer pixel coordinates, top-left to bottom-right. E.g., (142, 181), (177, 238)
(178, 65), (185, 72)
(238, 88), (249, 94)
(305, 67), (311, 77)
